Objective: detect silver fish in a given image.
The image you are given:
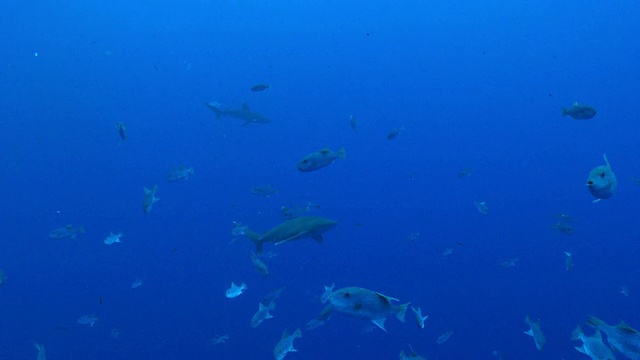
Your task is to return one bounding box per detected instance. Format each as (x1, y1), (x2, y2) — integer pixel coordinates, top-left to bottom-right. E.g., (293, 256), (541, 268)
(142, 185), (159, 214)
(524, 316), (546, 351)
(225, 282), (247, 299)
(296, 148), (345, 172)
(273, 328), (302, 360)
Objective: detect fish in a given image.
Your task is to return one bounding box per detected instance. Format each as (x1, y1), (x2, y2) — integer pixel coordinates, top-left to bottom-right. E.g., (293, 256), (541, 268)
(349, 115), (358, 133)
(318, 286), (409, 332)
(474, 200), (489, 215)
(131, 278), (144, 288)
(296, 148), (346, 172)
(620, 286), (629, 297)
(437, 330), (453, 344)
(457, 168), (473, 178)
(204, 101), (270, 125)
(250, 84), (270, 92)
(261, 286), (286, 306)
(565, 252), (574, 271)
(280, 201), (320, 220)
(320, 283), (335, 304)
(78, 314), (99, 327)
(142, 185), (159, 214)
(0, 269), (6, 285)
(167, 165), (194, 182)
(49, 225), (84, 240)
(400, 346), (426, 360)
(587, 316), (640, 359)
(411, 306), (428, 329)
(209, 334), (229, 346)
(524, 316), (546, 351)
(571, 325), (616, 360)
(273, 328), (302, 360)
(552, 221), (574, 235)
(251, 301), (275, 328)
(563, 102), (597, 120)
(243, 216), (337, 253)
(34, 343), (46, 360)
(305, 318), (324, 331)
(104, 232), (122, 245)
(387, 127), (405, 140)
(225, 282), (247, 299)
(251, 184), (279, 197)
(115, 122), (127, 140)
(251, 252), (269, 277)
(587, 154), (617, 202)
(501, 257), (519, 268)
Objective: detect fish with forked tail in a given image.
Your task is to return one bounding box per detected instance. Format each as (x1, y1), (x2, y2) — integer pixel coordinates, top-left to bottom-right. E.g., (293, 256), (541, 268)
(242, 216), (337, 253)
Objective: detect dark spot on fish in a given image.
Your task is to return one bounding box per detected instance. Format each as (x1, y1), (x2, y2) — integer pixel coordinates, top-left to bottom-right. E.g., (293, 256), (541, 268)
(587, 180), (594, 185)
(353, 302), (363, 310)
(99, 297), (103, 304)
(343, 292), (350, 298)
(600, 172), (606, 178)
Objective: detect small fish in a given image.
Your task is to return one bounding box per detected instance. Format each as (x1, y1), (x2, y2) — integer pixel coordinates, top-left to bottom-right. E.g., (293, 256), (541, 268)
(387, 127), (404, 140)
(251, 301), (275, 328)
(411, 306), (428, 329)
(78, 314), (99, 327)
(552, 221), (574, 235)
(437, 330), (453, 345)
(565, 252), (574, 271)
(587, 154), (617, 202)
(501, 257), (519, 268)
(562, 102), (597, 120)
(261, 286), (286, 306)
(571, 325), (616, 360)
(273, 328), (302, 360)
(0, 269), (6, 285)
(305, 318), (324, 331)
(225, 282), (247, 299)
(142, 185), (159, 214)
(620, 286), (629, 297)
(474, 200), (489, 215)
(400, 346), (427, 360)
(349, 115), (358, 133)
(457, 168), (473, 178)
(296, 148), (346, 172)
(115, 122), (127, 140)
(49, 225), (84, 240)
(251, 184), (279, 197)
(34, 343), (46, 360)
(104, 232), (123, 245)
(524, 316), (546, 351)
(131, 278), (144, 288)
(318, 286), (409, 332)
(320, 283), (335, 304)
(167, 165), (194, 182)
(442, 248), (453, 256)
(251, 252), (269, 277)
(587, 316), (640, 359)
(209, 334), (229, 346)
(250, 84), (270, 92)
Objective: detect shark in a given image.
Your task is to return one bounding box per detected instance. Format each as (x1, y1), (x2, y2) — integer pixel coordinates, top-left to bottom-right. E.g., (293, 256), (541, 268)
(243, 216), (337, 253)
(204, 101), (270, 125)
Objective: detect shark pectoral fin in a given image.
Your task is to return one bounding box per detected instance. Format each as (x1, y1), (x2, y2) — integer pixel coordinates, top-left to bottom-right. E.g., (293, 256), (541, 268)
(274, 232), (306, 245)
(312, 234), (324, 243)
(524, 329), (533, 336)
(372, 318), (387, 332)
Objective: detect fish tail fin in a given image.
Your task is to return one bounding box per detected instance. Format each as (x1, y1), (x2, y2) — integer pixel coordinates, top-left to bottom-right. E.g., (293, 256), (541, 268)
(562, 108), (568, 116)
(570, 325), (582, 340)
(396, 302), (410, 322)
(244, 228), (264, 253)
(586, 315), (606, 328)
(34, 342), (44, 351)
(337, 147), (346, 159)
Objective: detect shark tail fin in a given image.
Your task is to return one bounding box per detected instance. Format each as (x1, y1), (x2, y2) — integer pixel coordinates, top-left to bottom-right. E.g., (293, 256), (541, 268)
(244, 228), (264, 253)
(396, 302), (410, 322)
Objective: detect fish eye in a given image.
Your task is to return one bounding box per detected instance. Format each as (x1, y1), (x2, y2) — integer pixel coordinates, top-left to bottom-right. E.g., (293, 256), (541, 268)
(343, 292), (350, 298)
(587, 180), (594, 185)
(600, 172), (606, 178)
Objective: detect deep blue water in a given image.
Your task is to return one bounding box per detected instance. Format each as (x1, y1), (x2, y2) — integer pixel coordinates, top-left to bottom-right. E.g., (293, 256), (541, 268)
(1, 0), (640, 359)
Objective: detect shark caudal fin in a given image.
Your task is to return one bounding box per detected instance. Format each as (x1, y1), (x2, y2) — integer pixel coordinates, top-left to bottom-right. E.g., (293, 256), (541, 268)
(244, 228), (264, 253)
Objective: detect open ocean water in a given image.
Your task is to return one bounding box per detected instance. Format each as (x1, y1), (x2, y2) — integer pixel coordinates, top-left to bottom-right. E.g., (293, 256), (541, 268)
(1, 0), (640, 359)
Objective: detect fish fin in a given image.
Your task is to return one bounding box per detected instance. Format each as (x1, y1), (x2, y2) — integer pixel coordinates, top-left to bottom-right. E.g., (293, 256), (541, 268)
(312, 234), (324, 243)
(337, 147), (346, 159)
(574, 345), (587, 355)
(273, 231), (307, 245)
(603, 153), (612, 169)
(293, 328), (302, 338)
(396, 302), (410, 322)
(524, 329), (533, 337)
(244, 229), (264, 253)
(570, 325), (582, 340)
(375, 292), (399, 303)
(34, 343), (44, 351)
(371, 318), (387, 332)
(562, 108), (568, 116)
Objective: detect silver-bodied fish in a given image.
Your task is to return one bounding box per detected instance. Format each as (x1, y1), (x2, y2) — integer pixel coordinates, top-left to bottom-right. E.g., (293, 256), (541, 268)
(167, 165), (194, 182)
(251, 302), (275, 328)
(225, 282), (247, 299)
(587, 154), (617, 201)
(587, 316), (640, 359)
(34, 343), (46, 360)
(204, 101), (270, 125)
(273, 328), (302, 360)
(78, 314), (99, 327)
(411, 306), (428, 329)
(563, 102), (597, 120)
(318, 286), (409, 332)
(115, 122), (127, 141)
(142, 185), (159, 214)
(251, 252), (269, 277)
(524, 316), (546, 351)
(49, 225), (84, 240)
(571, 325), (616, 360)
(251, 184), (279, 197)
(296, 148), (345, 172)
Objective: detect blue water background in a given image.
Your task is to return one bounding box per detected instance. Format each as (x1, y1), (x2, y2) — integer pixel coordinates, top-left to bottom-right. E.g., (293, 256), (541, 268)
(1, 0), (640, 358)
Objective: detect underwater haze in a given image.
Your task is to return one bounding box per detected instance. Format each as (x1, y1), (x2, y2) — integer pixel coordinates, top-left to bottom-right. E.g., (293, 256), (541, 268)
(1, 0), (640, 359)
